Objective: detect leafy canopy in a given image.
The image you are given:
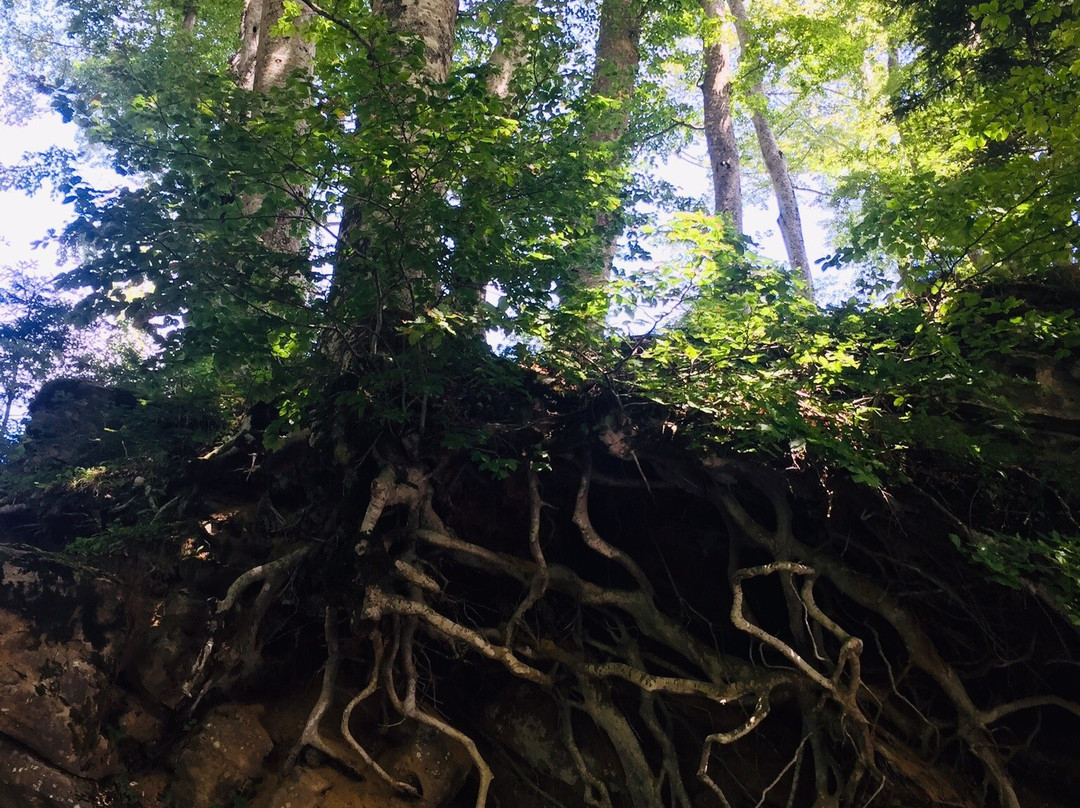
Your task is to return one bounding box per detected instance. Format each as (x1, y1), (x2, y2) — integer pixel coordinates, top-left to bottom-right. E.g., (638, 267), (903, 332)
(0, 0), (1075, 503)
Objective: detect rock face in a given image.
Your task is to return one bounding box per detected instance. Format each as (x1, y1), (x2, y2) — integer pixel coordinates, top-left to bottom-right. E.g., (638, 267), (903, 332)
(0, 736), (97, 808)
(0, 545), (126, 780)
(126, 590), (213, 710)
(378, 721), (474, 807)
(266, 767), (335, 808)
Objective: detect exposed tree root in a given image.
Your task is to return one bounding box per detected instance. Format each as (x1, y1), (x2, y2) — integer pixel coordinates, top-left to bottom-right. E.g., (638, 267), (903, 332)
(283, 610), (422, 796)
(709, 474), (1032, 808)
(577, 675), (662, 808)
(338, 629), (416, 793)
(560, 697), (614, 808)
(573, 458), (654, 596)
(385, 622), (494, 808)
(697, 695), (770, 807)
(183, 545), (310, 706)
(505, 466), (549, 647)
(284, 607), (343, 772)
(217, 546), (310, 615)
(199, 448), (1078, 808)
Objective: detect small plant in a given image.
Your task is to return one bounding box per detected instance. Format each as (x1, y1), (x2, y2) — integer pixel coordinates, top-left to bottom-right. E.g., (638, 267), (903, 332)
(65, 519), (178, 560)
(68, 465), (108, 492)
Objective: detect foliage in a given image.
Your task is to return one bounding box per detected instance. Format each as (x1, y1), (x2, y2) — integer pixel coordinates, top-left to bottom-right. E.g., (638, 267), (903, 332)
(951, 528), (1080, 625)
(2, 0), (1079, 662)
(0, 267), (72, 441)
(3, 0), (1074, 515)
(64, 518), (178, 559)
(522, 213), (1076, 491)
(0, 5), (1079, 808)
(833, 0), (1080, 298)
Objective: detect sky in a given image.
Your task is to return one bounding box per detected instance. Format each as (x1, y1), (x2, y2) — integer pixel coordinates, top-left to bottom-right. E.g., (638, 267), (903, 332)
(0, 109), (78, 274)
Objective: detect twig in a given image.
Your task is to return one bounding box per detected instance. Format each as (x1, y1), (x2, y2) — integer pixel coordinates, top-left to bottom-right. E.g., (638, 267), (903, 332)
(296, 0), (367, 41)
(755, 734), (809, 808)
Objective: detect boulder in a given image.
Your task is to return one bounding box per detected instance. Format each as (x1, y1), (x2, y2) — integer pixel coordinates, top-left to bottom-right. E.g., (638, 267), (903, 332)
(126, 590), (213, 709)
(265, 767), (334, 808)
(21, 379), (138, 473)
(377, 720), (474, 807)
(171, 703), (274, 808)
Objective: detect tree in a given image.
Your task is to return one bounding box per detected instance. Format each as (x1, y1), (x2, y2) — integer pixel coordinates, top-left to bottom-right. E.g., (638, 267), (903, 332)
(0, 267), (70, 439)
(1, 1), (1079, 807)
(835, 0), (1080, 301)
(483, 0), (535, 100)
(727, 0), (813, 294)
(700, 0), (742, 231)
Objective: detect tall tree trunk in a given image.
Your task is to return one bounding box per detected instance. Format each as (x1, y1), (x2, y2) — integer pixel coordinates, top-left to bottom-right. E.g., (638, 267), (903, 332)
(583, 0), (644, 287)
(0, 393), (14, 440)
(326, 0), (459, 354)
(230, 0), (315, 257)
(726, 0), (814, 297)
(700, 0), (742, 233)
(372, 0), (458, 85)
(232, 0), (314, 93)
(485, 0), (536, 100)
(181, 0), (197, 31)
(591, 0), (642, 139)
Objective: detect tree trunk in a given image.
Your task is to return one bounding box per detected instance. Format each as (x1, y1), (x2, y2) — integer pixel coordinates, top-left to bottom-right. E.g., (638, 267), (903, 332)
(591, 0), (642, 140)
(485, 0), (536, 100)
(700, 0), (742, 233)
(0, 393), (13, 439)
(325, 0), (459, 354)
(230, 0), (314, 259)
(726, 0), (814, 297)
(181, 0), (197, 31)
(232, 0), (314, 93)
(372, 0), (458, 85)
(583, 0), (644, 287)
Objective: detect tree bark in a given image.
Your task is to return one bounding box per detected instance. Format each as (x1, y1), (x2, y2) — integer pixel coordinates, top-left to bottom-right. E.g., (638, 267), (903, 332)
(232, 0), (314, 93)
(726, 0), (814, 297)
(326, 0), (459, 349)
(372, 0), (458, 85)
(700, 0), (742, 233)
(181, 0), (197, 31)
(591, 0), (643, 140)
(485, 0), (536, 100)
(583, 0), (645, 287)
(0, 393), (14, 439)
(229, 0), (315, 260)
